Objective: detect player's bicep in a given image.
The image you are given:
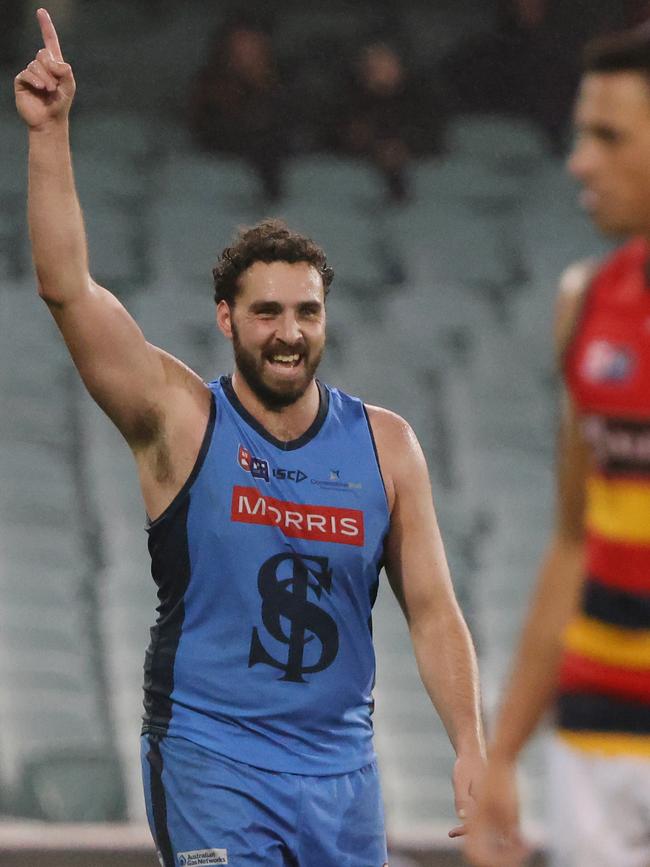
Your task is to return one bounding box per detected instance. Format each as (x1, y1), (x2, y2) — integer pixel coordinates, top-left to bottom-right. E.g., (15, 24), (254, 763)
(381, 424), (455, 626)
(45, 279), (167, 441)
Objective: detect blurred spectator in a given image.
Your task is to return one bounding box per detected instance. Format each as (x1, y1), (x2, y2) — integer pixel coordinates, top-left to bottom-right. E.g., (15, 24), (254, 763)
(445, 0), (626, 153)
(332, 40), (448, 202)
(625, 0), (650, 23)
(189, 15), (291, 201)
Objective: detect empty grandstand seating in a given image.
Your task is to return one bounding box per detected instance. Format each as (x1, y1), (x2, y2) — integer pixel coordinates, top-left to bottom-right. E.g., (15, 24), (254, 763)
(0, 284), (125, 821)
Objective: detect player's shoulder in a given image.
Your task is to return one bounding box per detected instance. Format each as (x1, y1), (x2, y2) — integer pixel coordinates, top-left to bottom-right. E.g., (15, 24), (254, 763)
(557, 240), (641, 311)
(557, 257), (598, 310)
(364, 404), (423, 462)
(555, 257), (599, 359)
(365, 403), (410, 432)
(364, 406), (425, 512)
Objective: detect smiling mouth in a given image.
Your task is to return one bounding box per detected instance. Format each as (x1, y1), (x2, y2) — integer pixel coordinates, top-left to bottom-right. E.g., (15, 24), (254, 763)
(266, 352), (303, 369)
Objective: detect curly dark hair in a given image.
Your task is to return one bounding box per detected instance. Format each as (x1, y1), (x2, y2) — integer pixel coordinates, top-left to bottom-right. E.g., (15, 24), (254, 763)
(212, 219), (334, 305)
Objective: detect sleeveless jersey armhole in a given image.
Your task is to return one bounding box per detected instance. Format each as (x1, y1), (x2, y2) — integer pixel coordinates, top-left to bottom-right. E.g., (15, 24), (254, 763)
(146, 392), (217, 531)
(362, 404), (390, 513)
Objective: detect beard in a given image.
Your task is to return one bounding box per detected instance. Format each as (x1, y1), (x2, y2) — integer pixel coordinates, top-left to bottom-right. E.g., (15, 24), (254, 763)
(231, 323), (324, 411)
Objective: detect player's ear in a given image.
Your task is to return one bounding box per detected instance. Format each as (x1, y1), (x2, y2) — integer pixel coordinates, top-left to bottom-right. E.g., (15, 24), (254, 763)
(216, 299), (233, 340)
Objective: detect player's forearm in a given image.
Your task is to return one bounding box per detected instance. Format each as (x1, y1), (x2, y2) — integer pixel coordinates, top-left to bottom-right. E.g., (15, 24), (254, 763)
(489, 537), (584, 762)
(411, 606), (485, 757)
(28, 121), (89, 303)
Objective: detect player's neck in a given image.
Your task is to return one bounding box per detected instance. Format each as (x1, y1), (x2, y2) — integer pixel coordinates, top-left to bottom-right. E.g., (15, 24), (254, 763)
(230, 370), (321, 442)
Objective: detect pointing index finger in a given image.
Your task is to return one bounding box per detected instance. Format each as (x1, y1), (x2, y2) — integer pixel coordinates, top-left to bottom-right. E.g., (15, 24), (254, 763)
(37, 8), (64, 61)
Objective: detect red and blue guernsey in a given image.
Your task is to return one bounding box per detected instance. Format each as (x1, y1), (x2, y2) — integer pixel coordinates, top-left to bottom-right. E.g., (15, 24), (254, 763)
(561, 238), (650, 757)
(141, 375), (390, 774)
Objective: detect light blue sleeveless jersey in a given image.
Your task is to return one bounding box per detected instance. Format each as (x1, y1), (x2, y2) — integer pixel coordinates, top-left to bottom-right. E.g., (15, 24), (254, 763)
(142, 376), (390, 774)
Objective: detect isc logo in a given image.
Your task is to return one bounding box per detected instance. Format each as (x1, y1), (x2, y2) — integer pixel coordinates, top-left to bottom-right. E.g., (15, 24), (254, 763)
(273, 468), (307, 483)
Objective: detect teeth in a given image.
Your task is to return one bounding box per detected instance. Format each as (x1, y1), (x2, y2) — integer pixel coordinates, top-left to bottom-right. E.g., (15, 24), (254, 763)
(271, 354), (299, 363)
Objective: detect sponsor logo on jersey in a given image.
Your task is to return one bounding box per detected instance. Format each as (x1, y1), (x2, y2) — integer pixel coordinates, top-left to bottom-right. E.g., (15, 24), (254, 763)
(581, 340), (635, 384)
(311, 468), (362, 491)
(238, 445), (307, 484)
(176, 850), (228, 866)
(583, 415), (650, 473)
(238, 444), (269, 482)
(273, 468), (308, 483)
(231, 485), (364, 545)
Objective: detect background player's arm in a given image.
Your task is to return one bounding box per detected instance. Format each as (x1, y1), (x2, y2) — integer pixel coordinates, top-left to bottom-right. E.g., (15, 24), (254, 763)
(368, 406), (485, 833)
(484, 264), (592, 765)
(16, 10), (208, 456)
(464, 263), (593, 867)
(486, 400), (588, 767)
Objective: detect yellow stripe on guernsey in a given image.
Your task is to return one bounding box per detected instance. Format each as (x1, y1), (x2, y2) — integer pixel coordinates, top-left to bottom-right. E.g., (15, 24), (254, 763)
(564, 615), (650, 668)
(586, 475), (650, 544)
(558, 730), (650, 758)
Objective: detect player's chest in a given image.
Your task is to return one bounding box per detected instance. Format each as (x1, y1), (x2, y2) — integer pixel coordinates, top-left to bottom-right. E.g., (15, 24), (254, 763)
(570, 300), (650, 416)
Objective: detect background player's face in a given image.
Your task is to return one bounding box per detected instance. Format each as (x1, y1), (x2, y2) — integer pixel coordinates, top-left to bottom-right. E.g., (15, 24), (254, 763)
(569, 71), (650, 237)
(217, 260), (326, 410)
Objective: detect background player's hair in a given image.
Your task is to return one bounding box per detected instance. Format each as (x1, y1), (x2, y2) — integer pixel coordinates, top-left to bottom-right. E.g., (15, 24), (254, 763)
(212, 219), (334, 305)
(583, 23), (650, 79)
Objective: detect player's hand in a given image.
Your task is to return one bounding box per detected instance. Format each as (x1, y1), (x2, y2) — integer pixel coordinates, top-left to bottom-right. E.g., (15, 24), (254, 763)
(447, 749), (485, 839)
(15, 8), (75, 130)
(462, 756), (529, 867)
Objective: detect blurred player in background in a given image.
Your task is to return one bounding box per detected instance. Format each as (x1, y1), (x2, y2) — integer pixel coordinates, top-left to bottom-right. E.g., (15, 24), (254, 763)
(15, 8), (486, 866)
(466, 23), (650, 867)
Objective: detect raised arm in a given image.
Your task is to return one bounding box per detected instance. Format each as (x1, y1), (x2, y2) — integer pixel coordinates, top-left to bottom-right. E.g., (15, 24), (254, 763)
(464, 264), (593, 867)
(368, 406), (485, 839)
(15, 10), (210, 515)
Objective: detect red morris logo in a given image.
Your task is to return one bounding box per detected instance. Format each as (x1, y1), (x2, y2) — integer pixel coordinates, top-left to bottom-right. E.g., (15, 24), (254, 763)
(231, 486), (364, 546)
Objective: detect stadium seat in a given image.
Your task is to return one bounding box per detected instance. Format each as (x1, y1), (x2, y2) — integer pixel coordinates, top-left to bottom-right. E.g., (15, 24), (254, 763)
(71, 110), (155, 162)
(285, 155), (385, 209)
(447, 113), (551, 172)
(276, 200), (389, 291)
(384, 199), (518, 294)
(412, 157), (526, 208)
(160, 152), (262, 210)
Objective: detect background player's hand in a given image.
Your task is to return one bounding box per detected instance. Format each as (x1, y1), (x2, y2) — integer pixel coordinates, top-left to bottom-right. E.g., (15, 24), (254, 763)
(447, 749), (484, 839)
(462, 756), (529, 867)
(15, 8), (75, 130)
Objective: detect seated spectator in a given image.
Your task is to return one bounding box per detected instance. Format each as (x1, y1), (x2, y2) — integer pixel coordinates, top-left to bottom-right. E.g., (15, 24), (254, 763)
(444, 0), (626, 153)
(189, 15), (291, 201)
(625, 1), (650, 23)
(332, 40), (448, 202)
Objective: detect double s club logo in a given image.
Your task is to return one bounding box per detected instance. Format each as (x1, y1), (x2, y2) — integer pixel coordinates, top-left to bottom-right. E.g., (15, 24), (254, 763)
(249, 553), (339, 683)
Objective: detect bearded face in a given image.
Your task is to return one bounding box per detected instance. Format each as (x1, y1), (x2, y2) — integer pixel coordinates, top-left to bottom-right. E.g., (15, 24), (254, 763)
(218, 260), (327, 411)
(231, 317), (324, 410)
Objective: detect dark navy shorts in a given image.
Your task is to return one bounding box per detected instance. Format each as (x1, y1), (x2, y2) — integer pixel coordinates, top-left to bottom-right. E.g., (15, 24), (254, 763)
(141, 734), (388, 866)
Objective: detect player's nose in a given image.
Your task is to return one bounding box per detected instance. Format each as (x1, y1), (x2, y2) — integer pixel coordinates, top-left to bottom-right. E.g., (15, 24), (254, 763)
(567, 141), (595, 181)
(276, 312), (302, 345)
